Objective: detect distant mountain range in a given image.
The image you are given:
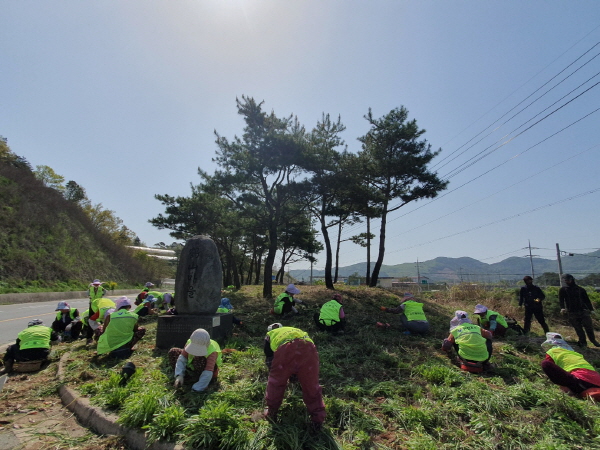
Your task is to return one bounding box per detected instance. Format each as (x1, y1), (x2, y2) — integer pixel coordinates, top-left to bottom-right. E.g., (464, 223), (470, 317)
(289, 250), (600, 283)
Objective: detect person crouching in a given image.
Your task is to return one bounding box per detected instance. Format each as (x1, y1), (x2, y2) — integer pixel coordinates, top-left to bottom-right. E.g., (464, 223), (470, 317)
(170, 328), (222, 392)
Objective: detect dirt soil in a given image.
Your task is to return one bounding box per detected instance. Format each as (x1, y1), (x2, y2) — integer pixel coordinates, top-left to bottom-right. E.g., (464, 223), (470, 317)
(0, 361), (130, 450)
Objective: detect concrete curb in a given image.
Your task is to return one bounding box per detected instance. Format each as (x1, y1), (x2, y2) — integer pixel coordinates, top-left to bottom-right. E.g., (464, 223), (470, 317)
(0, 289), (141, 305)
(57, 352), (184, 450)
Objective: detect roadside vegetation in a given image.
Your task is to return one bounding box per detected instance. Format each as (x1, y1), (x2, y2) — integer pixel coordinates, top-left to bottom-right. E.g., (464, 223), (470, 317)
(52, 284), (600, 450)
(0, 140), (171, 293)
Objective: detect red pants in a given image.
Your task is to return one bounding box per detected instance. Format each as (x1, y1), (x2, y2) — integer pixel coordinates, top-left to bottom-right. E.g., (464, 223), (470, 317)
(265, 339), (326, 424)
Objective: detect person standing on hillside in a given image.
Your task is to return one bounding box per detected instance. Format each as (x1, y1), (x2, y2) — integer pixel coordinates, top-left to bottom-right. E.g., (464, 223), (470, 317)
(51, 301), (83, 340)
(314, 293), (346, 333)
(86, 279), (107, 344)
(559, 274), (600, 348)
(263, 324), (326, 432)
(1, 319), (59, 374)
(381, 293), (429, 336)
(519, 276), (550, 335)
(473, 304), (508, 337)
(541, 332), (600, 398)
(272, 284), (303, 319)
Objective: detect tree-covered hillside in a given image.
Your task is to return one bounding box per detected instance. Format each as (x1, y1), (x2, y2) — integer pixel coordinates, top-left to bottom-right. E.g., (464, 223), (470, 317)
(0, 146), (164, 291)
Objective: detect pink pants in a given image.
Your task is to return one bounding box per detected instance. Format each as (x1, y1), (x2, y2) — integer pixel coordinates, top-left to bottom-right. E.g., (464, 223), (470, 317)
(265, 339), (326, 424)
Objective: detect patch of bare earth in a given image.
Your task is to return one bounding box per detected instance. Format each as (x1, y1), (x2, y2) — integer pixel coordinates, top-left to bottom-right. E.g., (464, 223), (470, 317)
(0, 363), (130, 450)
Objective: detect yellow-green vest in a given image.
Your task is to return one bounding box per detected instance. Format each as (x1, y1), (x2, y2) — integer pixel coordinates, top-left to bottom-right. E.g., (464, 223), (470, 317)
(267, 327), (313, 352)
(18, 325), (52, 350)
(403, 300), (427, 322)
(451, 323), (489, 362)
(319, 300), (342, 326)
(273, 293), (292, 315)
(97, 310), (139, 355)
(547, 347), (595, 372)
(479, 310), (508, 328)
(89, 286), (105, 301)
(216, 307), (230, 313)
(95, 298), (116, 323)
(184, 339), (223, 368)
(55, 309), (77, 322)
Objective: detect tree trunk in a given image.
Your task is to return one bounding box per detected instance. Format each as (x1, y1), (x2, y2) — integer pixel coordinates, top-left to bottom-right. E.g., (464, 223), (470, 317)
(370, 203), (388, 287)
(320, 215), (334, 290)
(366, 216), (371, 285)
(262, 221), (278, 298)
(334, 220), (342, 283)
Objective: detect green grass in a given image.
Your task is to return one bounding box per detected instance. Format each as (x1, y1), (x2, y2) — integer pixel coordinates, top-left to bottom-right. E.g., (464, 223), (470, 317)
(60, 284), (600, 449)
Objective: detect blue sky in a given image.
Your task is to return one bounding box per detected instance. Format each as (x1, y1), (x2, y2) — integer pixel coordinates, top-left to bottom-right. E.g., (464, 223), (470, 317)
(2, 1), (599, 273)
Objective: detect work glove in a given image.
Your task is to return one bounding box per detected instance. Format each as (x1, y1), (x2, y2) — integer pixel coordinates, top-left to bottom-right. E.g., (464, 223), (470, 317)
(174, 374), (184, 388)
(192, 370), (213, 392)
(380, 306), (387, 312)
(560, 309), (567, 315)
(174, 355), (187, 388)
(65, 323), (73, 332)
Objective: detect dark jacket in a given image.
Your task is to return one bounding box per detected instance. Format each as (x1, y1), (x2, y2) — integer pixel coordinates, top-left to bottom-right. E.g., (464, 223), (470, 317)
(559, 283), (593, 313)
(519, 285), (545, 308)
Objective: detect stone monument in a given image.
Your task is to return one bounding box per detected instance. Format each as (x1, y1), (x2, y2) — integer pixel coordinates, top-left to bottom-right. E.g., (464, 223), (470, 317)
(156, 235), (233, 349)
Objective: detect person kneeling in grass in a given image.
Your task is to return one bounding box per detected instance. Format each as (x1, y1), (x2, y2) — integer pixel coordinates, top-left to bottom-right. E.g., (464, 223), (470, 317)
(263, 324), (326, 433)
(97, 297), (145, 357)
(381, 292), (429, 336)
(1, 319), (59, 374)
(170, 328), (222, 392)
(541, 332), (600, 399)
(442, 311), (493, 373)
(314, 293), (346, 333)
(473, 304), (508, 337)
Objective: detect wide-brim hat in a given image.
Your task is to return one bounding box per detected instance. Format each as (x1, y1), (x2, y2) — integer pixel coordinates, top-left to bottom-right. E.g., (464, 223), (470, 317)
(91, 279), (103, 286)
(185, 328), (211, 356)
(474, 304), (487, 314)
(55, 301), (70, 311)
(285, 284), (301, 295)
(115, 296), (133, 310)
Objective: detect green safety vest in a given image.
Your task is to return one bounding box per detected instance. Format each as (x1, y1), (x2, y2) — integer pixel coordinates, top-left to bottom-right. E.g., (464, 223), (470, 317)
(451, 323), (489, 362)
(216, 307), (230, 313)
(95, 298), (116, 323)
(318, 300), (342, 326)
(97, 310), (139, 355)
(403, 300), (427, 322)
(547, 347), (595, 372)
(55, 309), (78, 322)
(267, 327), (313, 352)
(184, 339), (222, 368)
(89, 286), (105, 301)
(18, 325), (52, 350)
(273, 293), (292, 315)
(479, 310), (508, 328)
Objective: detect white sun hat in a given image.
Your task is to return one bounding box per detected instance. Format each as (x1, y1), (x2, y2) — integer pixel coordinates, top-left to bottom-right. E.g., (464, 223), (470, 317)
(185, 329), (211, 357)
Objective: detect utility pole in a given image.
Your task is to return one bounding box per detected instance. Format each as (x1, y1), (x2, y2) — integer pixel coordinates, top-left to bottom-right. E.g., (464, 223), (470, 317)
(310, 254), (314, 286)
(416, 259), (421, 285)
(556, 243), (565, 287)
(528, 239), (535, 279)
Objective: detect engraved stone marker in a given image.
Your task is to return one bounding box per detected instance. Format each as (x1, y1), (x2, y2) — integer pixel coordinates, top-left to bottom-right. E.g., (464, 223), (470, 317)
(156, 235), (231, 349)
(175, 235), (222, 314)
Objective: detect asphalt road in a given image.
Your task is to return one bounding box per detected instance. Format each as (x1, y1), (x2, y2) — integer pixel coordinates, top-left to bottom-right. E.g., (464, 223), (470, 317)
(0, 296), (120, 348)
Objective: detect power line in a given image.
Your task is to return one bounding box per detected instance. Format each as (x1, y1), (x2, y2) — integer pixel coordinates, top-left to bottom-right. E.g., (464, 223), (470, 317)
(432, 38), (600, 170)
(385, 186), (600, 255)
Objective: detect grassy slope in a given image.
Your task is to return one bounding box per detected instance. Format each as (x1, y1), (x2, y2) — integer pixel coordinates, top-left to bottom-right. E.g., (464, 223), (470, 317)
(60, 285), (600, 450)
(0, 163), (162, 292)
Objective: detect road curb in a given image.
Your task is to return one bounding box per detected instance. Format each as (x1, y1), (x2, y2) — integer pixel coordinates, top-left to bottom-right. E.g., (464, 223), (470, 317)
(57, 352), (184, 450)
(0, 290), (141, 305)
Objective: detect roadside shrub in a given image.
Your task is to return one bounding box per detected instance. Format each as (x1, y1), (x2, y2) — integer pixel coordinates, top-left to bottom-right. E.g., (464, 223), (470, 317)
(179, 400), (250, 450)
(144, 404), (186, 444)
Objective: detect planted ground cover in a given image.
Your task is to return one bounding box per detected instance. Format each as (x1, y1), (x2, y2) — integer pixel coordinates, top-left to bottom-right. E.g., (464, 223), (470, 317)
(58, 285), (600, 449)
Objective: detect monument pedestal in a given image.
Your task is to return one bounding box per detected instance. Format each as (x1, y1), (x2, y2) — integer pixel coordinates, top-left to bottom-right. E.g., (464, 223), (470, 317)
(155, 314), (233, 350)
